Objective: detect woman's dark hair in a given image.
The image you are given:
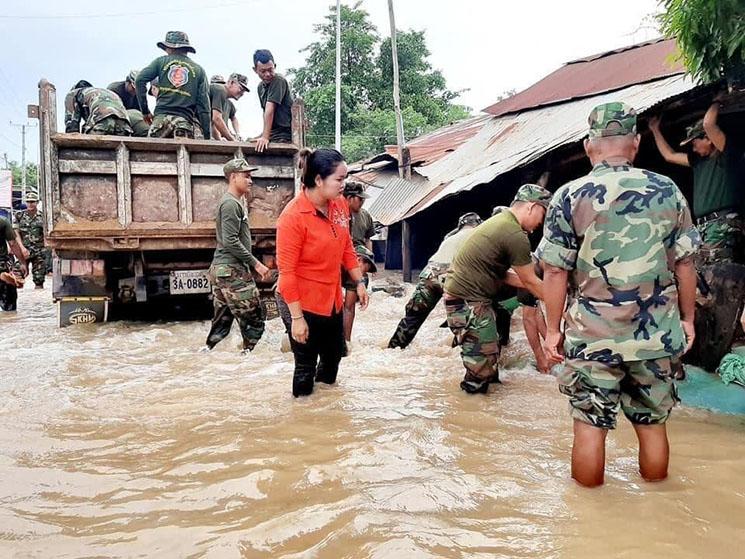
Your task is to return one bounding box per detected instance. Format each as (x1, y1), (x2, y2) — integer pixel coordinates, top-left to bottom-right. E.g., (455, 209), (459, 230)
(253, 49), (275, 66)
(297, 148), (345, 188)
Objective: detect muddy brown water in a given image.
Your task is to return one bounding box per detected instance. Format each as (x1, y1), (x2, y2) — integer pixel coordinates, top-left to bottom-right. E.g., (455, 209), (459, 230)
(1, 285), (744, 558)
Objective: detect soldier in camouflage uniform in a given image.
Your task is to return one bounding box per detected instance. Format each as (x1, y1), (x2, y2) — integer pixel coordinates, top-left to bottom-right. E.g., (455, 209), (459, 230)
(14, 191), (46, 288)
(539, 102), (700, 487)
(64, 80), (133, 135)
(387, 212), (482, 349)
(204, 158), (272, 353)
(0, 215), (28, 311)
(135, 31), (211, 140)
(444, 185), (550, 394)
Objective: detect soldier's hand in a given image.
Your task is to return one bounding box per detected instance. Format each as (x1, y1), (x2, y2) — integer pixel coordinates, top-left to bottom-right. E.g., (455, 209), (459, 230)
(536, 354), (551, 374)
(291, 317), (309, 344)
(254, 136), (270, 153)
(543, 329), (564, 365)
(20, 246), (30, 259)
(20, 263), (29, 278)
(648, 115), (661, 130)
(713, 90), (727, 104)
(681, 319), (696, 353)
(254, 262), (271, 282)
(356, 283), (369, 310)
(144, 113), (153, 125)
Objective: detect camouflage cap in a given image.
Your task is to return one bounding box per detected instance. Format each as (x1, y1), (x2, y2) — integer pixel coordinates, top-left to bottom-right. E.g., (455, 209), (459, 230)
(126, 70), (139, 83)
(355, 245), (378, 273)
(228, 73), (250, 92)
(157, 31), (196, 54)
(210, 74), (226, 84)
(25, 191), (39, 202)
(512, 183), (552, 209)
(680, 119), (706, 146)
(457, 212), (482, 228)
(344, 181), (370, 199)
(588, 102), (637, 138)
(223, 158), (258, 178)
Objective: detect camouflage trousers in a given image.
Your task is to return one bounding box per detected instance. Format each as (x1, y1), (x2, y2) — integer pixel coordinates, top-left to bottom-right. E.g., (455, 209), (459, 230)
(206, 264), (266, 351)
(148, 114), (195, 139)
(696, 211), (744, 267)
(445, 297), (501, 392)
(0, 257), (17, 311)
(89, 116), (133, 136)
(26, 249), (47, 287)
(388, 263), (447, 349)
(557, 357), (679, 429)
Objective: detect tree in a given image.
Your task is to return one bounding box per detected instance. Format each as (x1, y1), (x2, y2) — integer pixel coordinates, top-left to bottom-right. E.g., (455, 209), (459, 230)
(289, 2), (470, 162)
(658, 0), (745, 85)
(9, 161), (38, 192)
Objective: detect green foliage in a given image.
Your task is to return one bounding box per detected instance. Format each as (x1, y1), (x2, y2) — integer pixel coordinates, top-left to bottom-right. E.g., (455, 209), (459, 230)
(658, 0), (745, 84)
(9, 161), (38, 192)
(289, 2), (471, 162)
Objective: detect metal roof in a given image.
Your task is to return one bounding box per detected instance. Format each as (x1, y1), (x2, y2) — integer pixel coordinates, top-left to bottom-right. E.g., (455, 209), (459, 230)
(367, 176), (429, 226)
(483, 38), (685, 117)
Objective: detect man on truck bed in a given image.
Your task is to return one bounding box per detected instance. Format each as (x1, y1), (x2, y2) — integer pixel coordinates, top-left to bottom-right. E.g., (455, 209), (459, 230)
(64, 80), (133, 136)
(253, 49), (294, 152)
(107, 70), (140, 111)
(135, 31), (211, 140)
(210, 73), (249, 141)
(204, 158), (271, 354)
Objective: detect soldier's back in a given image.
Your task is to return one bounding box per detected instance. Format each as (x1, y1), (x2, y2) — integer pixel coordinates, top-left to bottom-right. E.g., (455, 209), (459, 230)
(152, 54), (206, 119)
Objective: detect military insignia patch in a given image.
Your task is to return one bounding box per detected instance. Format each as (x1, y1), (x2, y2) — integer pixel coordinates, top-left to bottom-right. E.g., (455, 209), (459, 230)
(168, 65), (190, 87)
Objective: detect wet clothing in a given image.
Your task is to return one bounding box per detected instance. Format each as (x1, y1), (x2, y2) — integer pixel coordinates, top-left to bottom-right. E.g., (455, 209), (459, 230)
(689, 142), (743, 219)
(258, 74), (293, 142)
(444, 210), (532, 302)
(14, 210), (46, 287)
(558, 357), (679, 429)
(136, 54), (211, 139)
(276, 190), (357, 316)
(64, 87), (132, 135)
(350, 208), (375, 248)
(212, 193), (259, 271)
(1, 216), (16, 259)
(107, 80), (140, 111)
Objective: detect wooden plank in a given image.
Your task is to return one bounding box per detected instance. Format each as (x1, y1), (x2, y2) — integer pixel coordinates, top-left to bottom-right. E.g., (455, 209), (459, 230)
(59, 159), (117, 174)
(116, 143), (132, 227)
(177, 145), (193, 225)
(190, 162), (295, 179)
(130, 161), (178, 175)
(38, 80), (58, 233)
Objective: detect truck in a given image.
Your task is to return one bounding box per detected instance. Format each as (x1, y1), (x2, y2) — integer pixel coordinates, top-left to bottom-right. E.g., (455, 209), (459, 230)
(32, 79), (305, 326)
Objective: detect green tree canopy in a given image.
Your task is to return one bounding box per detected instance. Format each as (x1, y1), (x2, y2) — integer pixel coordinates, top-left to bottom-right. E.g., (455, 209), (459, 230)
(289, 2), (470, 162)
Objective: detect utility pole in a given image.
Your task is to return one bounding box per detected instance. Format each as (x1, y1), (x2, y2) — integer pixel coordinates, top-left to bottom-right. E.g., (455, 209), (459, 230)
(10, 121), (37, 203)
(335, 0), (342, 151)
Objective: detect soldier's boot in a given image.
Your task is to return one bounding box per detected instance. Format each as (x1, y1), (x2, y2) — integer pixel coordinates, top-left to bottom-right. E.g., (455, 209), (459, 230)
(35, 284), (44, 290)
(460, 379), (489, 394)
(205, 306), (235, 349)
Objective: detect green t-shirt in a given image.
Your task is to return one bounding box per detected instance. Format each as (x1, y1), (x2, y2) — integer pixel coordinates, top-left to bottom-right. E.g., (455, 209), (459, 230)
(689, 141), (743, 218)
(211, 192), (258, 270)
(135, 54), (211, 139)
(107, 81), (139, 111)
(0, 217), (15, 259)
(209, 83), (230, 120)
(257, 74), (293, 141)
(444, 210), (532, 301)
(226, 99), (236, 123)
(350, 208), (375, 247)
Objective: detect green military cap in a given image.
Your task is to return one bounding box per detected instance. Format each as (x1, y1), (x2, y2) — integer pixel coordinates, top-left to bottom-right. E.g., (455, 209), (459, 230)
(126, 70), (139, 83)
(157, 31), (196, 54)
(355, 245), (378, 273)
(588, 101), (637, 138)
(680, 119), (705, 146)
(458, 212), (482, 228)
(210, 74), (226, 84)
(229, 73), (250, 92)
(223, 158), (258, 178)
(343, 180), (370, 199)
(512, 183), (552, 209)
(25, 191), (39, 202)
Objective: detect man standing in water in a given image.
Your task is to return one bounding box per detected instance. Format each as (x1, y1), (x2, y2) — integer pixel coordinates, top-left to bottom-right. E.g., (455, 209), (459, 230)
(14, 192), (46, 289)
(539, 102), (700, 487)
(204, 158), (271, 353)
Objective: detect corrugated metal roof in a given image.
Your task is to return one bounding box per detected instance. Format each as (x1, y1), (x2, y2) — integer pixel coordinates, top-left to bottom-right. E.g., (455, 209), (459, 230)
(483, 38), (684, 117)
(367, 176), (429, 226)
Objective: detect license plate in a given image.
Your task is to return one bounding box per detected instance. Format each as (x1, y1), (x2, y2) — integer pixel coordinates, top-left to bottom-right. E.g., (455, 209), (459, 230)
(169, 269), (211, 295)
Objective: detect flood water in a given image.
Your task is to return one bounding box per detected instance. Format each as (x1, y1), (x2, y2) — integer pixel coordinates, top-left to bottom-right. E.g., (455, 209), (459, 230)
(1, 283), (744, 558)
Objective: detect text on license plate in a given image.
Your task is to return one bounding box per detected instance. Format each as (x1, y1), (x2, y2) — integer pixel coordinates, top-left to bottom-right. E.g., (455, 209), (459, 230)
(170, 270), (211, 294)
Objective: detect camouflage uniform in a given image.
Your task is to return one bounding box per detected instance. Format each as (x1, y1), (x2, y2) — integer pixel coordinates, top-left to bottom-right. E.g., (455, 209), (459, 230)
(538, 102), (701, 429)
(149, 114), (195, 139)
(15, 206), (46, 287)
(64, 86), (133, 135)
(696, 212), (744, 266)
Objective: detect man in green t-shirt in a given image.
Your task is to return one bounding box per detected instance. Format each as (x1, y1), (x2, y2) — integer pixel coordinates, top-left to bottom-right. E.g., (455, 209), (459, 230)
(209, 73), (249, 141)
(135, 31), (211, 140)
(107, 70), (140, 111)
(205, 158), (271, 353)
(252, 49), (294, 152)
(0, 216), (28, 312)
(443, 184), (550, 394)
(649, 93), (744, 266)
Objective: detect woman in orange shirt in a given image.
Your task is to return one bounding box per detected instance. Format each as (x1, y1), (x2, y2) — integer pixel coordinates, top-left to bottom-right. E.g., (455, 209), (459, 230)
(277, 148), (369, 397)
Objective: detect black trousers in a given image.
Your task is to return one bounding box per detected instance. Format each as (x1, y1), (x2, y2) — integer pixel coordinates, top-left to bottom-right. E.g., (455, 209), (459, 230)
(281, 306), (345, 397)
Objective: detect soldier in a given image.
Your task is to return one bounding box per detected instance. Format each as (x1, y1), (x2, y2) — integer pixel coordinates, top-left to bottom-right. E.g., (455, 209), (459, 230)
(14, 191), (46, 289)
(64, 80), (133, 135)
(210, 73), (249, 141)
(0, 215), (28, 312)
(444, 184), (550, 394)
(648, 93), (744, 266)
(539, 102), (700, 487)
(107, 70), (140, 111)
(253, 49), (294, 152)
(204, 158), (271, 353)
(388, 212), (483, 349)
(127, 79), (159, 137)
(135, 31), (211, 140)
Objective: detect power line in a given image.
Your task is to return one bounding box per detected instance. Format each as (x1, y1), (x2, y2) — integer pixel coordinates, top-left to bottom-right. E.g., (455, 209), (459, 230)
(0, 1), (248, 20)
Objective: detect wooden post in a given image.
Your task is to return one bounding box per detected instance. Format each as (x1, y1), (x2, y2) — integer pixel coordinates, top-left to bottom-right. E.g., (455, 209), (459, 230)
(116, 143), (132, 227)
(335, 0), (342, 151)
(402, 220), (412, 282)
(37, 79), (58, 234)
(176, 145), (193, 226)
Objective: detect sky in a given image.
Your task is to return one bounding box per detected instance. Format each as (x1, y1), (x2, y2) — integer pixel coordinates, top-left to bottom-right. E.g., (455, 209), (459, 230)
(0, 0), (662, 166)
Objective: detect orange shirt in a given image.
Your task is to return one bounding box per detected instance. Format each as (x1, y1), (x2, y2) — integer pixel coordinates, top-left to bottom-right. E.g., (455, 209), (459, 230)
(277, 190), (359, 316)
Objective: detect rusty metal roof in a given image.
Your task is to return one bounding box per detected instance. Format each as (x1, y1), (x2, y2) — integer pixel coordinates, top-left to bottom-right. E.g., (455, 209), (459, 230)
(483, 38), (685, 117)
(367, 176), (429, 226)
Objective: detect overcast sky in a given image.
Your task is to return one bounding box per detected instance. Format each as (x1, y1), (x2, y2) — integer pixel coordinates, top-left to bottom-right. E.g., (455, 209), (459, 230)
(0, 0), (661, 165)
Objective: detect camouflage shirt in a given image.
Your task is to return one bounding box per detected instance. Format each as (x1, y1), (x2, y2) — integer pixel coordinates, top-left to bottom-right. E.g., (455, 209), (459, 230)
(14, 210), (44, 252)
(538, 161), (701, 363)
(64, 87), (130, 133)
